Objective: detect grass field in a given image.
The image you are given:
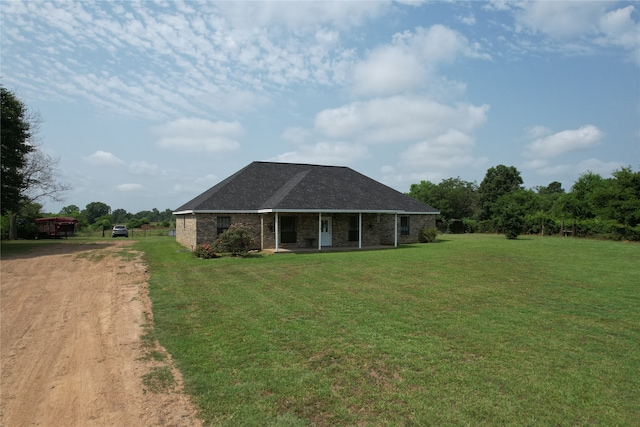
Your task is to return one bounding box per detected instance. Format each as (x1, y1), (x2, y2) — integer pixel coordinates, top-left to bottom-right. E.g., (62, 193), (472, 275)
(11, 234), (635, 425)
(135, 234), (640, 426)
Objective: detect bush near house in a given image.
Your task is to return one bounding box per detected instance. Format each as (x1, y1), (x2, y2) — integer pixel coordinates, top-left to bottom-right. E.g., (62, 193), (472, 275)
(193, 244), (218, 259)
(419, 227), (438, 243)
(214, 223), (254, 257)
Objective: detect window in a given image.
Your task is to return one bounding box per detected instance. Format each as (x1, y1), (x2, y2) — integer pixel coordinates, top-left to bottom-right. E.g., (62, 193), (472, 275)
(400, 216), (410, 235)
(280, 216), (297, 243)
(217, 216), (231, 235)
(348, 216), (359, 241)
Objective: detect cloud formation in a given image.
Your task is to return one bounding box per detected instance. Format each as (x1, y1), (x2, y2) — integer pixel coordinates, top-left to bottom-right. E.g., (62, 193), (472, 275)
(155, 118), (244, 153)
(85, 151), (125, 166)
(524, 125), (603, 160)
(352, 25), (490, 96)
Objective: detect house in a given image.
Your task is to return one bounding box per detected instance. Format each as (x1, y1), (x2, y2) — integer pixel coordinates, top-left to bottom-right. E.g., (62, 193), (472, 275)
(173, 161), (439, 252)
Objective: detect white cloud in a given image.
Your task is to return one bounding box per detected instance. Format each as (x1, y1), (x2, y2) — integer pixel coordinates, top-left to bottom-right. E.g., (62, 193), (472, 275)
(352, 25), (490, 96)
(85, 150), (125, 166)
(352, 45), (425, 96)
(155, 118), (243, 153)
(116, 183), (143, 192)
(271, 142), (369, 165)
(524, 125), (604, 160)
(597, 5), (640, 64)
(512, 2), (640, 63)
(314, 96), (489, 144)
(514, 2), (606, 38)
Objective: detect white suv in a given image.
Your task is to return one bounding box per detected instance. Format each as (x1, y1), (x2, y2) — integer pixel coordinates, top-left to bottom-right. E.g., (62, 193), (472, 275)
(112, 225), (129, 237)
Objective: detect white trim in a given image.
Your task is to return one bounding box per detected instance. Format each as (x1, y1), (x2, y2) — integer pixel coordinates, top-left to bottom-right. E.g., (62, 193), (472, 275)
(394, 213), (398, 248)
(358, 212), (362, 249)
(258, 208), (438, 214)
(174, 209), (440, 215)
(275, 212), (279, 253)
(318, 212), (322, 251)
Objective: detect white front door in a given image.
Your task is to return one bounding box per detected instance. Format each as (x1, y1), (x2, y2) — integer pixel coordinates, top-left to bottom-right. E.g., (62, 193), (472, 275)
(320, 217), (332, 246)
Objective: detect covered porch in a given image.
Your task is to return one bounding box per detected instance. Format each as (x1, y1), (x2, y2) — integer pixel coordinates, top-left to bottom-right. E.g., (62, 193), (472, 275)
(261, 210), (412, 253)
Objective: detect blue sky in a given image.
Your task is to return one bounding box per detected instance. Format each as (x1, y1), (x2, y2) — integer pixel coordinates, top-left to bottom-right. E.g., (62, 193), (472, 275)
(2, 0), (639, 214)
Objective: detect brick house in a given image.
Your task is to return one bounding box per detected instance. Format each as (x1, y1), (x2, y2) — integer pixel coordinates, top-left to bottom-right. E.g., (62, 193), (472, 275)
(173, 161), (439, 252)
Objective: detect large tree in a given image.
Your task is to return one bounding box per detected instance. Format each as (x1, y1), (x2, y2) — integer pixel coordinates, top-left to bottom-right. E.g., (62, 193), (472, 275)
(477, 165), (523, 221)
(1, 86), (33, 215)
(408, 177), (477, 220)
(83, 202), (111, 224)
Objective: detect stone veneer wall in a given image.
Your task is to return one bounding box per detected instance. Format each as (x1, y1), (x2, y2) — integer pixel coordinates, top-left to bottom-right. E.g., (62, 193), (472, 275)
(176, 212), (437, 251)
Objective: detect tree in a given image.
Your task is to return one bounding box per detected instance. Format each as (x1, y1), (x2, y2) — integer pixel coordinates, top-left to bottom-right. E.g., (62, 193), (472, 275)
(112, 208), (130, 225)
(592, 166), (640, 227)
(408, 178), (477, 221)
(21, 147), (71, 206)
(83, 202), (111, 224)
(1, 86), (33, 215)
(59, 205), (81, 216)
(477, 165), (523, 221)
(535, 181), (565, 212)
(494, 190), (536, 239)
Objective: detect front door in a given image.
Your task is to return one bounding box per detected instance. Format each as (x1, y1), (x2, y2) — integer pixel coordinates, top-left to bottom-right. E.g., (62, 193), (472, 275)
(320, 217), (332, 246)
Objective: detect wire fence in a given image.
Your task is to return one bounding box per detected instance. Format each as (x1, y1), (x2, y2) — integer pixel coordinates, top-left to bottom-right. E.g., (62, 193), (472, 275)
(76, 228), (176, 238)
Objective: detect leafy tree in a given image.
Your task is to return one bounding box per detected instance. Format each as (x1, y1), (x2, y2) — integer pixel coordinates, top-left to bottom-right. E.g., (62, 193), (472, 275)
(112, 208), (130, 225)
(552, 171), (607, 220)
(83, 202), (111, 224)
(408, 177), (477, 220)
(599, 167), (640, 227)
(93, 215), (113, 231)
(1, 86), (33, 215)
(477, 165), (523, 221)
(494, 190), (535, 239)
(59, 205), (80, 216)
(535, 181), (565, 212)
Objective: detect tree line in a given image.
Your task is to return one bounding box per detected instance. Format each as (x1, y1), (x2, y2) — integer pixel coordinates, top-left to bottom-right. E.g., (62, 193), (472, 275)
(408, 164), (640, 240)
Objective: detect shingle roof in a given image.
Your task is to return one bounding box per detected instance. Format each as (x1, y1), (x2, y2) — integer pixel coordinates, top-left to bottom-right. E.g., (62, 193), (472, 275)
(174, 161), (439, 214)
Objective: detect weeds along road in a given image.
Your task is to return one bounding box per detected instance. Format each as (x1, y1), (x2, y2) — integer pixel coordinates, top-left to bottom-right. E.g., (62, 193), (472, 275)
(0, 240), (202, 427)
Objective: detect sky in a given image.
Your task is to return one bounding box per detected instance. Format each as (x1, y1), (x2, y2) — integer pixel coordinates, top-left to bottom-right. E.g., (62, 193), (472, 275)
(2, 0), (639, 214)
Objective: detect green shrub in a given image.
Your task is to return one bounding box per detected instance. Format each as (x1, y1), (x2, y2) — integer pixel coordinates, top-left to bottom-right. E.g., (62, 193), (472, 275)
(419, 227), (438, 243)
(462, 218), (478, 233)
(215, 223), (254, 257)
(193, 243), (219, 259)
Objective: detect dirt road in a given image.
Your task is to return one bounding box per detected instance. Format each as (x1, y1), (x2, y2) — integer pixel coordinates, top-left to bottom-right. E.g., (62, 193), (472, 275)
(1, 241), (202, 426)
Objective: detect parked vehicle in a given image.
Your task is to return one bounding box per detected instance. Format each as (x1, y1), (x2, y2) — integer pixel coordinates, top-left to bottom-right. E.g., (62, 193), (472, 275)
(112, 225), (129, 237)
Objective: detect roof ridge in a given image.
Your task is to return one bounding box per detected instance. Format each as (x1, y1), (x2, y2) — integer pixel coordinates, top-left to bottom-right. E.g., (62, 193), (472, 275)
(261, 168), (311, 209)
(254, 160), (348, 169)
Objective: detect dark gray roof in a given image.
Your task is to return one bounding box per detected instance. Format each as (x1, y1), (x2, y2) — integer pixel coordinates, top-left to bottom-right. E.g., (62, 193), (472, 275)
(174, 162), (438, 214)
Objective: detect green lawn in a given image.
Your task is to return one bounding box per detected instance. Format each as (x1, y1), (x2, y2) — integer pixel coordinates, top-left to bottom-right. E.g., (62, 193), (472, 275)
(135, 234), (639, 426)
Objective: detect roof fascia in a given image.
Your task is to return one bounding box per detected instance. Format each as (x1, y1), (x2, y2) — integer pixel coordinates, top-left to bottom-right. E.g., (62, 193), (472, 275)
(175, 209), (440, 215)
(258, 209), (440, 215)
(173, 210), (262, 215)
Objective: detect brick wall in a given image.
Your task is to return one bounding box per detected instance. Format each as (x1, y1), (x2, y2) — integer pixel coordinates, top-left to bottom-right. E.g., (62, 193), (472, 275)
(175, 212), (437, 251)
(175, 214), (197, 249)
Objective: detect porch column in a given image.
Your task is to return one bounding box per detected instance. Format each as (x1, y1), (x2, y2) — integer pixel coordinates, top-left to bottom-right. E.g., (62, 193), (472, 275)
(394, 213), (398, 247)
(318, 212), (322, 251)
(358, 212), (362, 249)
(275, 212), (279, 253)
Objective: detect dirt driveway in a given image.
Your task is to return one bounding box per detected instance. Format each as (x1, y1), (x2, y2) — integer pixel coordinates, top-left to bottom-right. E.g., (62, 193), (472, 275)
(1, 241), (202, 426)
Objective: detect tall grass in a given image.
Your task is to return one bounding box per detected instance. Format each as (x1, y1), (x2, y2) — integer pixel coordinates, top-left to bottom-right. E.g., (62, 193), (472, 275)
(135, 234), (640, 426)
